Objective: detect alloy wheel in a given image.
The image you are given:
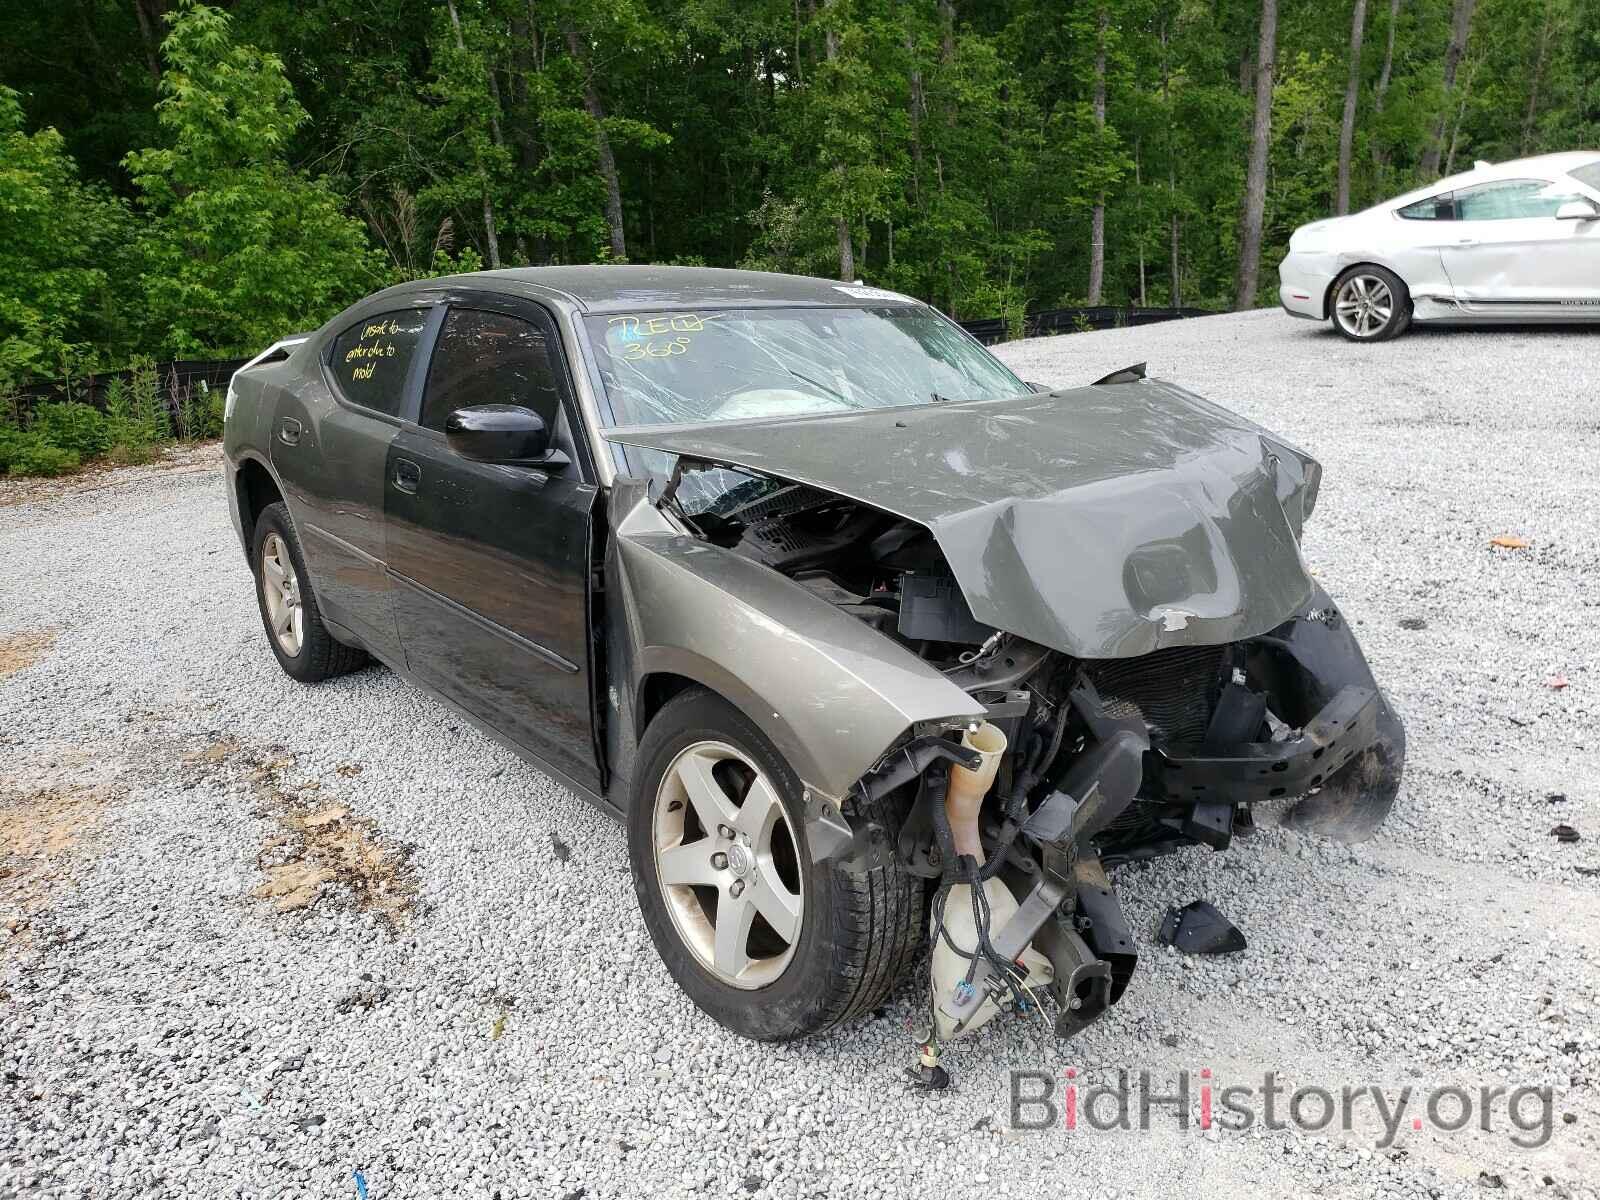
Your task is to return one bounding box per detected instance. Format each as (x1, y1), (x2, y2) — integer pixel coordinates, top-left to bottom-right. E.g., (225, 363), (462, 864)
(259, 532), (305, 657)
(1334, 273), (1395, 339)
(651, 740), (804, 989)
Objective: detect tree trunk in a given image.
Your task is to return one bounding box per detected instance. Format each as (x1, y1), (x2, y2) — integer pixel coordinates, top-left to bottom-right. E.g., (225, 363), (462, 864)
(1336, 0), (1367, 215)
(446, 0), (501, 268)
(1521, 0), (1554, 154)
(1234, 0), (1277, 311)
(1374, 0), (1400, 113)
(836, 218), (856, 281)
(564, 27), (627, 261)
(1161, 22), (1180, 307)
(1170, 206), (1181, 307)
(132, 0), (166, 84)
(1371, 0), (1401, 168)
(1134, 143), (1146, 306)
(1420, 0), (1476, 177)
(1087, 5), (1108, 304)
(823, 15), (853, 281)
(1443, 59), (1476, 176)
(906, 30), (925, 211)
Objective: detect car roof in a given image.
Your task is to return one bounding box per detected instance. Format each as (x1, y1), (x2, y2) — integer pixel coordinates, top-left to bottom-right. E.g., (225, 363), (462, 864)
(382, 265), (921, 314)
(1379, 151), (1600, 209)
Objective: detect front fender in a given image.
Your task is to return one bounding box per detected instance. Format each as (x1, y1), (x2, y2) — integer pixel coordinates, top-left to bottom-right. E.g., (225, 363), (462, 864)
(606, 484), (983, 802)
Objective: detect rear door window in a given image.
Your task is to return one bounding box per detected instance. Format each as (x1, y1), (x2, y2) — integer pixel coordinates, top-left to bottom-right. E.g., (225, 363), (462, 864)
(419, 308), (565, 433)
(328, 309), (429, 417)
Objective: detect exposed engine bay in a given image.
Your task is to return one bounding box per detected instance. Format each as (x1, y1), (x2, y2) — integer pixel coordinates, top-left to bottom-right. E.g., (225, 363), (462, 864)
(661, 458), (1406, 1077)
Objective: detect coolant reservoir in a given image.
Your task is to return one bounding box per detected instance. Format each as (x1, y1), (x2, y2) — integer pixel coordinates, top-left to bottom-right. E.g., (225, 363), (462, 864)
(930, 877), (1053, 1043)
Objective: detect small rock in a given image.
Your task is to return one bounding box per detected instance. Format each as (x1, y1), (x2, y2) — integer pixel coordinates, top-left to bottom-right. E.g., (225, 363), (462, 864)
(1551, 824), (1581, 844)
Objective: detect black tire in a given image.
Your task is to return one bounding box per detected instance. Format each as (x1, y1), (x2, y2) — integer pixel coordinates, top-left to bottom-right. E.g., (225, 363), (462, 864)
(1329, 264), (1412, 342)
(628, 688), (921, 1041)
(251, 501), (367, 683)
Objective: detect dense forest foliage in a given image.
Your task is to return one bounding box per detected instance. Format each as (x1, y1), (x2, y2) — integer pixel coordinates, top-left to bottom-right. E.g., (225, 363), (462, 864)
(2, 0), (1597, 388)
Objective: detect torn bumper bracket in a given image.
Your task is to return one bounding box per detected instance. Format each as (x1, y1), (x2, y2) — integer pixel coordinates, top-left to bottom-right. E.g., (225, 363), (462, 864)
(1152, 684), (1380, 805)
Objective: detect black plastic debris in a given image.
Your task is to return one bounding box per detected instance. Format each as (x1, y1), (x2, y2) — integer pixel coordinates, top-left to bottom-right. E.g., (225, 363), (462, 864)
(1157, 900), (1247, 955)
(1551, 824), (1581, 844)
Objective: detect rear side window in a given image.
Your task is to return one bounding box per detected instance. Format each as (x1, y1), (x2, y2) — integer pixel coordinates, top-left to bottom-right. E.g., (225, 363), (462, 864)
(1398, 193), (1456, 220)
(420, 308), (564, 433)
(329, 309), (429, 416)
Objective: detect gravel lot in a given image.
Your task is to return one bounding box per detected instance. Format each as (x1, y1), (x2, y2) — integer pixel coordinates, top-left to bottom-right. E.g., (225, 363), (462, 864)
(2, 311), (1597, 1200)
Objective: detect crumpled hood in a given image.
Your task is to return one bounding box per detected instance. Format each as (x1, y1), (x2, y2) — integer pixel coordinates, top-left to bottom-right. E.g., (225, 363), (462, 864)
(606, 379), (1319, 659)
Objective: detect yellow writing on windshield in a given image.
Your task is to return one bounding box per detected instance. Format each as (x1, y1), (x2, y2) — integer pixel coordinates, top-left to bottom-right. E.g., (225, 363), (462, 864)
(607, 312), (712, 362)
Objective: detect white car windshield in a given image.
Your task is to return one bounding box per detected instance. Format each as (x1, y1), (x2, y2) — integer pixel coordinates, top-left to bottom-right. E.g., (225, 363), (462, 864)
(584, 304), (1030, 428)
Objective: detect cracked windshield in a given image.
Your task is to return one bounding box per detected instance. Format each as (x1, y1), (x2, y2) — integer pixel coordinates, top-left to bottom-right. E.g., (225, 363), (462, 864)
(586, 303), (1030, 512)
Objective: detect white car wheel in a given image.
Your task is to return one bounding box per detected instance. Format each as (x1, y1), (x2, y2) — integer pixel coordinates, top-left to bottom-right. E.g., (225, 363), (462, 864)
(1331, 267), (1411, 342)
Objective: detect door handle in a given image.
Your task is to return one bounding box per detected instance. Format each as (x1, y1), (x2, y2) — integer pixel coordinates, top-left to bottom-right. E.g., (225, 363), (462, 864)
(393, 458), (421, 494)
(278, 417), (302, 446)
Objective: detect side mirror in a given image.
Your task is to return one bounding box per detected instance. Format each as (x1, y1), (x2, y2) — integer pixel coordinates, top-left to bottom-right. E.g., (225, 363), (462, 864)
(1555, 199), (1600, 222)
(445, 404), (568, 468)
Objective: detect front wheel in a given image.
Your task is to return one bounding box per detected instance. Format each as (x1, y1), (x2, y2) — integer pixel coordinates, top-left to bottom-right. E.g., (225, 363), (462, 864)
(628, 688), (921, 1040)
(1330, 265), (1412, 342)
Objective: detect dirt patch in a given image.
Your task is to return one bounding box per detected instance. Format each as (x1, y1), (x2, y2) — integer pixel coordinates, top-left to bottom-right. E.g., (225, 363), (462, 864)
(224, 749), (416, 927)
(0, 628), (59, 679)
(0, 785), (113, 942)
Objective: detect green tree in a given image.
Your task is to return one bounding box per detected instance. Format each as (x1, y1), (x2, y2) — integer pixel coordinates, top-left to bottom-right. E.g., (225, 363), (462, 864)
(124, 2), (383, 357)
(0, 88), (134, 384)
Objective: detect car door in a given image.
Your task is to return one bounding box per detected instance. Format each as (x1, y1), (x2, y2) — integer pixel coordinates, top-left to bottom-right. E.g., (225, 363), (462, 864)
(1437, 178), (1600, 311)
(272, 304), (438, 661)
(383, 297), (603, 794)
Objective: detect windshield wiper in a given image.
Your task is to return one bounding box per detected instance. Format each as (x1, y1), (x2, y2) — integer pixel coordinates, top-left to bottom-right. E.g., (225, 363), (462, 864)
(781, 366), (859, 408)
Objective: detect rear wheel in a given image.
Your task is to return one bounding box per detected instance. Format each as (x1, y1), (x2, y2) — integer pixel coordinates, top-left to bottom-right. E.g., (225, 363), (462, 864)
(629, 688), (921, 1040)
(251, 502), (366, 683)
(1330, 265), (1411, 342)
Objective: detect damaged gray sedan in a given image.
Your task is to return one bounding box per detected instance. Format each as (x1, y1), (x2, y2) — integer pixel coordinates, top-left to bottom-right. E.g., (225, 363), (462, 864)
(223, 267), (1405, 1069)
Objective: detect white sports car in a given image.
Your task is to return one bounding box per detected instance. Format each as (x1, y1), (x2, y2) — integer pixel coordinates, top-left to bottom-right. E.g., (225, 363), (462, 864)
(1279, 151), (1600, 341)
